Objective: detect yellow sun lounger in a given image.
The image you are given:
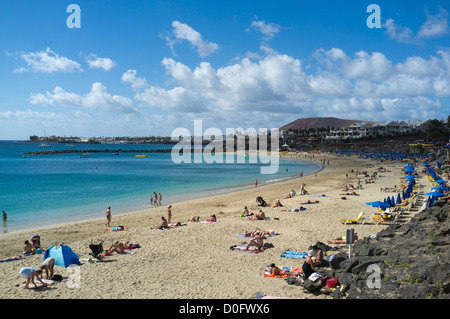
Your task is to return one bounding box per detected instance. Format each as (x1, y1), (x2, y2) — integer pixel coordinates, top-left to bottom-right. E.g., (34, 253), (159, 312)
(338, 212), (365, 224)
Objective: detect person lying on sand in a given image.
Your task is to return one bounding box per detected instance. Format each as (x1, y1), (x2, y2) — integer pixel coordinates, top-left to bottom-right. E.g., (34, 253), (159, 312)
(206, 214), (217, 222)
(301, 200), (320, 204)
(249, 210), (266, 220)
(124, 241), (141, 250)
(242, 227), (276, 238)
(282, 207), (306, 212)
(268, 200), (283, 207)
(187, 216), (200, 222)
(245, 235), (264, 251)
(327, 233), (358, 245)
(269, 263), (301, 276)
(340, 192), (359, 196)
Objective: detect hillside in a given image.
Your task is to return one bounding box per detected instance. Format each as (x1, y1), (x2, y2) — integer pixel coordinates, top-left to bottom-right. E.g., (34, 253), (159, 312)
(280, 117), (362, 131)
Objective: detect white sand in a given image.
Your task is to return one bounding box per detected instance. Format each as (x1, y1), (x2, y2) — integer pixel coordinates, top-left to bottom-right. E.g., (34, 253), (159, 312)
(0, 152), (427, 299)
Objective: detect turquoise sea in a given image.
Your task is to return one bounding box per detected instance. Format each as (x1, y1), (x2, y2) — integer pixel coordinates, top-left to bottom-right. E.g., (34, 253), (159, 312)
(0, 141), (321, 233)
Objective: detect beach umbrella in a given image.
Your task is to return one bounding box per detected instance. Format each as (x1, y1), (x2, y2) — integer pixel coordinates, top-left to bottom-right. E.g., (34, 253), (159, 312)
(425, 191), (445, 197)
(366, 201), (390, 208)
(404, 166), (415, 173)
(396, 193), (401, 204)
(432, 186), (448, 191)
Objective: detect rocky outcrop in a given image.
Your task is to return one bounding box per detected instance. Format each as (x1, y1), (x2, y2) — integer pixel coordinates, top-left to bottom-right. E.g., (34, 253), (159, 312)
(293, 202), (450, 299)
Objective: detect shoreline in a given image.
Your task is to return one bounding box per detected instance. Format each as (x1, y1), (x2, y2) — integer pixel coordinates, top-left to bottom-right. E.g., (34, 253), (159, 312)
(0, 151), (429, 299)
(1, 154), (322, 235)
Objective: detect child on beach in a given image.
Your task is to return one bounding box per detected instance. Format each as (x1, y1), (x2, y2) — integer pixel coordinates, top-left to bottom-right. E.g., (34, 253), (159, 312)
(167, 205), (172, 223)
(19, 267), (46, 289)
(105, 206), (111, 227)
(23, 240), (34, 255)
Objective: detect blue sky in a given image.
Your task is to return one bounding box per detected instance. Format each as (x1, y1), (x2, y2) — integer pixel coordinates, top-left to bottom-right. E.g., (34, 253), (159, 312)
(0, 0), (449, 139)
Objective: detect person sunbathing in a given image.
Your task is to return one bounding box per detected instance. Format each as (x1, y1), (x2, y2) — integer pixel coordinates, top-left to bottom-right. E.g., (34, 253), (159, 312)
(269, 263), (301, 276)
(249, 210), (266, 220)
(107, 241), (125, 254)
(23, 240), (35, 255)
(301, 200), (320, 204)
(340, 192), (359, 196)
(242, 227), (275, 237)
(245, 235), (264, 251)
(268, 200), (283, 207)
(282, 206), (306, 212)
(206, 214), (217, 222)
(124, 241), (140, 250)
(155, 216), (169, 229)
(187, 216), (200, 222)
(327, 233), (358, 244)
(240, 207), (253, 217)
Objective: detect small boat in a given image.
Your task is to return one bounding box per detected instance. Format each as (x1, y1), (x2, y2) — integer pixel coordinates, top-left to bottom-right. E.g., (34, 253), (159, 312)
(79, 153), (91, 158)
(39, 143), (51, 148)
(135, 154), (148, 158)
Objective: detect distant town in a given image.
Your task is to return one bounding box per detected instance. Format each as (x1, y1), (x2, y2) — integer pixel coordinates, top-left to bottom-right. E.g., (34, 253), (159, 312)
(27, 117), (450, 151)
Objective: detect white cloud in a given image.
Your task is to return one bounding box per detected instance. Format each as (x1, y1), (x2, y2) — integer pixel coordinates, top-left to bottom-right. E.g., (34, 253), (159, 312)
(85, 54), (116, 71)
(127, 46), (450, 122)
(121, 70), (148, 90)
(384, 7), (449, 43)
(30, 82), (136, 114)
(13, 48), (82, 73)
(167, 21), (219, 57)
(249, 20), (281, 40)
(418, 7), (449, 38)
(383, 18), (417, 44)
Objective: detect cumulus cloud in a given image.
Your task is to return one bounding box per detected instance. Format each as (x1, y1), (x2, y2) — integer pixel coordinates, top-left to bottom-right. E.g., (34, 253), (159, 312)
(384, 7), (449, 43)
(30, 82), (136, 114)
(166, 21), (218, 57)
(418, 7), (449, 38)
(121, 70), (148, 90)
(12, 48), (82, 73)
(85, 54), (116, 71)
(125, 45), (450, 124)
(249, 20), (281, 40)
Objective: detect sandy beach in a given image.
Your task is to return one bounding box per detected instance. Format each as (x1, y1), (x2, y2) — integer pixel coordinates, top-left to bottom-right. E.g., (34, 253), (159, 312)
(0, 152), (428, 300)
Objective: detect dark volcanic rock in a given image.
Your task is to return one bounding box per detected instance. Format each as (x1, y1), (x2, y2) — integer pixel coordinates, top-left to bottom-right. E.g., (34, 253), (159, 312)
(316, 203), (450, 299)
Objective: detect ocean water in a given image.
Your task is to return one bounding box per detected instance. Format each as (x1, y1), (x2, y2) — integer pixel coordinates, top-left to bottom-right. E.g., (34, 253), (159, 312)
(0, 141), (321, 233)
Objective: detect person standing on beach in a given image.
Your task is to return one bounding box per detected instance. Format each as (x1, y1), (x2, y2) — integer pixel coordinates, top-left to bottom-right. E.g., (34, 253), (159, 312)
(2, 211), (6, 221)
(150, 196), (153, 207)
(255, 179), (258, 188)
(167, 205), (172, 223)
(153, 192), (158, 206)
(106, 206), (111, 227)
(158, 193), (162, 205)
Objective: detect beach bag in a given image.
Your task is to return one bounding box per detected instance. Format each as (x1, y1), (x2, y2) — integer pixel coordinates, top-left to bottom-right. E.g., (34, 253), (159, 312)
(52, 274), (63, 282)
(303, 272), (324, 292)
(326, 277), (338, 289)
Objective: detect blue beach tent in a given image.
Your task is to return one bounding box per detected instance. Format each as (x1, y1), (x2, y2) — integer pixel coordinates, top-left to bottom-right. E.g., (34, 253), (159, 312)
(44, 244), (80, 268)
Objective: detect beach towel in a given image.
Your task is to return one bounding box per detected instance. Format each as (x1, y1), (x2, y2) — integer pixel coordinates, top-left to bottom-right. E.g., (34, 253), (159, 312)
(235, 233), (278, 239)
(15, 278), (60, 289)
(230, 242), (273, 254)
(263, 266), (302, 278)
(99, 250), (137, 258)
(255, 292), (302, 299)
(0, 256), (25, 263)
(108, 226), (128, 232)
(280, 250), (307, 259)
